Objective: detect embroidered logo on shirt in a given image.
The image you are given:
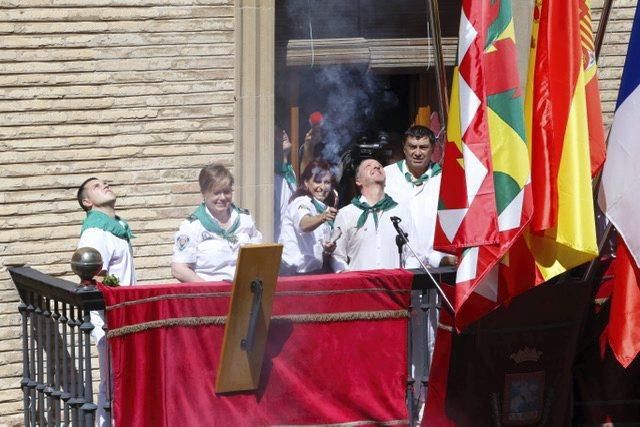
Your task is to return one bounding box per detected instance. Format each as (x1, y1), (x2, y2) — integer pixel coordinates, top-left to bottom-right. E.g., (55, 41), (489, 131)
(202, 231), (214, 241)
(177, 234), (189, 251)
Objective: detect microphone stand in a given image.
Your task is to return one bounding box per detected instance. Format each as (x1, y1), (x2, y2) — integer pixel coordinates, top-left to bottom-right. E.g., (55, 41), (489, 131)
(396, 233), (407, 268)
(390, 216), (454, 314)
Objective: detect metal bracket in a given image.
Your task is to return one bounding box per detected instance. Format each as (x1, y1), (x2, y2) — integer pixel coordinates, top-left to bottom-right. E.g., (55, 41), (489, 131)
(240, 279), (263, 352)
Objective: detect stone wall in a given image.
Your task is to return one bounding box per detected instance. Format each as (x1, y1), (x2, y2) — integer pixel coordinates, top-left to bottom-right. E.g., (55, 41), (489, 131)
(595, 0), (638, 124)
(0, 0), (637, 424)
(0, 1), (235, 424)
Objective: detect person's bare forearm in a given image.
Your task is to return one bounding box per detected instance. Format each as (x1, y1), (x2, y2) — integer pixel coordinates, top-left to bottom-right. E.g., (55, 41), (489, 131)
(171, 263), (205, 283)
(299, 214), (326, 232)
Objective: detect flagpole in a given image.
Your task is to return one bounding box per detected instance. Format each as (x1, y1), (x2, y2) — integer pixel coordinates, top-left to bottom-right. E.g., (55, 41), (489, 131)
(582, 222), (615, 282)
(582, 0), (617, 283)
(595, 0), (615, 60)
(426, 0), (449, 128)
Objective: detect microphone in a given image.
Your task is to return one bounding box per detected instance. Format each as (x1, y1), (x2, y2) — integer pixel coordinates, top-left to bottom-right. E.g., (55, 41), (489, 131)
(390, 220), (455, 314)
(390, 216), (407, 238)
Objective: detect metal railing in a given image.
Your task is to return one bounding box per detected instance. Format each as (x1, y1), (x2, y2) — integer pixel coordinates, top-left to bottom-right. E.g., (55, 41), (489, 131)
(10, 266), (107, 427)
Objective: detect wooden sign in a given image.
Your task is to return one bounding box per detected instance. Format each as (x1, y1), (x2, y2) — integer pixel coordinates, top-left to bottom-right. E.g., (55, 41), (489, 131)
(215, 243), (283, 393)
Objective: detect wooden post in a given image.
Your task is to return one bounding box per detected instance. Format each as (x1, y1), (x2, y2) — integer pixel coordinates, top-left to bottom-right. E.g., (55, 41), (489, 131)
(426, 0), (449, 127)
(414, 73), (431, 126)
(289, 72), (301, 176)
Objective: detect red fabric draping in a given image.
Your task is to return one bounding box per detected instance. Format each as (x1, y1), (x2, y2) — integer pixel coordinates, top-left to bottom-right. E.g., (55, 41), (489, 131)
(608, 240), (640, 367)
(100, 269), (413, 426)
(422, 295), (455, 427)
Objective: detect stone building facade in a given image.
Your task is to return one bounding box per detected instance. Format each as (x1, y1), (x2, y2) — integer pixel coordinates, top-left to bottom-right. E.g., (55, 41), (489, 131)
(0, 0), (636, 424)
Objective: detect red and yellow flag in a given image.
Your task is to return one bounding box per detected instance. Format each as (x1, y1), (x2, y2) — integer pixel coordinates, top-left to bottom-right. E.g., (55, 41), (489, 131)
(580, 0), (607, 175)
(522, 0), (599, 282)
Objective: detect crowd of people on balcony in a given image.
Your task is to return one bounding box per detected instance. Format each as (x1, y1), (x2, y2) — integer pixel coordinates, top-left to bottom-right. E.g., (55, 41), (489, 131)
(74, 122), (459, 425)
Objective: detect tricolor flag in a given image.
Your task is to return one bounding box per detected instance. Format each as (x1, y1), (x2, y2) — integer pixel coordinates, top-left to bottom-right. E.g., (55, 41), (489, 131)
(598, 1), (640, 368)
(434, 0), (532, 331)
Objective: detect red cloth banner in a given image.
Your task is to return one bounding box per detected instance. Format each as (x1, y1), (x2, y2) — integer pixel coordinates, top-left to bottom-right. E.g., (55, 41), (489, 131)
(101, 270), (413, 426)
(608, 240), (640, 367)
(422, 300), (455, 427)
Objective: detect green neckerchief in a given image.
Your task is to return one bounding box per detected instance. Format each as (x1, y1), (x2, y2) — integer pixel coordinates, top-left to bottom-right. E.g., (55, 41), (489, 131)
(350, 194), (398, 229)
(192, 203), (241, 243)
(80, 210), (134, 242)
(309, 197), (334, 229)
(280, 162), (297, 188)
(397, 160), (441, 186)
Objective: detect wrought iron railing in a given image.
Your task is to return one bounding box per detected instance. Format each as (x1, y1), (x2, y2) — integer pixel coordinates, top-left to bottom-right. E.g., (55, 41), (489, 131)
(10, 266), (106, 427)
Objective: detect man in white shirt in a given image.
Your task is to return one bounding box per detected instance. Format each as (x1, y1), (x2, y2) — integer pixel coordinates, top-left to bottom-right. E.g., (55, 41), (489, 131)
(384, 125), (456, 268)
(331, 158), (423, 272)
(274, 128), (296, 241)
(77, 177), (136, 426)
(384, 125), (456, 417)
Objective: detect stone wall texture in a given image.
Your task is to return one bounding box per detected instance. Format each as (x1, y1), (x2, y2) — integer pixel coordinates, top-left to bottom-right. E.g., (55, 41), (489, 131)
(0, 1), (235, 424)
(0, 0), (637, 425)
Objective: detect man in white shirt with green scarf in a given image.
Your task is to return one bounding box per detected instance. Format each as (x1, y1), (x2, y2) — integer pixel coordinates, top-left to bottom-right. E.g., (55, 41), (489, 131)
(384, 125), (456, 419)
(384, 125), (456, 268)
(77, 177), (136, 426)
(331, 158), (423, 272)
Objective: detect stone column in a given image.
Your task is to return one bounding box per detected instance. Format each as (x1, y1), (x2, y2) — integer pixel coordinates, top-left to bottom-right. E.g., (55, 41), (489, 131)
(512, 0), (535, 91)
(234, 0), (276, 241)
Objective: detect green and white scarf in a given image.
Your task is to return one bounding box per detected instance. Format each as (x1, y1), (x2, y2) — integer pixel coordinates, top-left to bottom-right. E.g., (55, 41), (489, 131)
(398, 160), (441, 186)
(280, 162), (297, 188)
(192, 203), (241, 243)
(350, 195), (398, 229)
(80, 210), (134, 241)
(309, 197), (334, 228)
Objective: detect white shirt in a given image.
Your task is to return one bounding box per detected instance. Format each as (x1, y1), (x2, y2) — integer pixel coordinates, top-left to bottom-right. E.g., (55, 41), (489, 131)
(172, 206), (263, 281)
(279, 195), (332, 274)
(274, 171), (296, 241)
(384, 160), (446, 267)
(331, 195), (422, 272)
(78, 224), (136, 427)
(78, 227), (136, 286)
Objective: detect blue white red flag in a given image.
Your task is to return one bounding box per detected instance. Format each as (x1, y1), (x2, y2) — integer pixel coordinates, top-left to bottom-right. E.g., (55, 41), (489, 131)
(598, 2), (640, 368)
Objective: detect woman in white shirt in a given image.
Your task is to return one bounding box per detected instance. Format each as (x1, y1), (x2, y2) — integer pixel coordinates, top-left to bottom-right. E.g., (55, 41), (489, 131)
(171, 163), (262, 282)
(279, 160), (339, 275)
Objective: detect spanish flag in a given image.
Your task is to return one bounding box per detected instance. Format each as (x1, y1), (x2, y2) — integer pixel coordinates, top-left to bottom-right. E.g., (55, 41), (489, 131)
(523, 0), (599, 281)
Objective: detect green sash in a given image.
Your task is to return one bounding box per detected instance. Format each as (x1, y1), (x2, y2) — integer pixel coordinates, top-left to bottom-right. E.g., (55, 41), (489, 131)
(80, 210), (134, 241)
(350, 194), (398, 229)
(192, 203), (241, 243)
(397, 160), (441, 186)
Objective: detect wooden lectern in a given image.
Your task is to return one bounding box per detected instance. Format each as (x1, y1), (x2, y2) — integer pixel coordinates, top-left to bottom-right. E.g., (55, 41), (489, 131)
(215, 243), (283, 393)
